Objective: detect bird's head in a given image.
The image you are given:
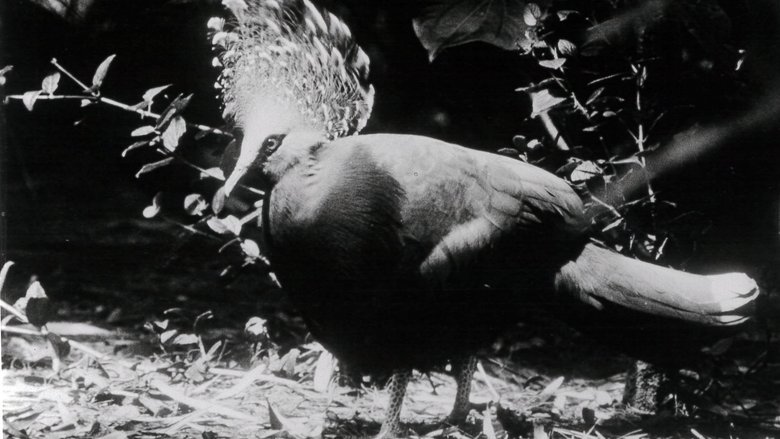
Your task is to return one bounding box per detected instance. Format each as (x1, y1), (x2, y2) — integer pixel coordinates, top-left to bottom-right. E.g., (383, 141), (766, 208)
(211, 0), (374, 196)
(223, 103), (325, 195)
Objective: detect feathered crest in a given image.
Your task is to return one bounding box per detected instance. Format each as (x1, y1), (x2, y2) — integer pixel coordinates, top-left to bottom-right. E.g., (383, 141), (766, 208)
(209, 0), (374, 139)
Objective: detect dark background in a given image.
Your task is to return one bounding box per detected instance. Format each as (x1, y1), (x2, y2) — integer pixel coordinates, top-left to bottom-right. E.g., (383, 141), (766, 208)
(0, 0), (777, 323)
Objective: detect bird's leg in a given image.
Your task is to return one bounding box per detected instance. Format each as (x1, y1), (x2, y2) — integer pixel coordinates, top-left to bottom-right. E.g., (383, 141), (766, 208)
(446, 356), (477, 424)
(376, 369), (412, 439)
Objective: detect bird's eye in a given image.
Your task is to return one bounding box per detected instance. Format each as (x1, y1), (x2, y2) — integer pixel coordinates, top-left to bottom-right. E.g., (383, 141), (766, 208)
(263, 134), (285, 152)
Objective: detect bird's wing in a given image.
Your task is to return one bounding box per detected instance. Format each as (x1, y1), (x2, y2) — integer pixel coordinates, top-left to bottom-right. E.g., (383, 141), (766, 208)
(267, 133), (587, 286)
(356, 134), (589, 284)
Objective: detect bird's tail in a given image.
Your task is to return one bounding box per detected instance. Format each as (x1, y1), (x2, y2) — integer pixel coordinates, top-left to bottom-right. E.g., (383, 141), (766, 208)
(554, 243), (759, 326)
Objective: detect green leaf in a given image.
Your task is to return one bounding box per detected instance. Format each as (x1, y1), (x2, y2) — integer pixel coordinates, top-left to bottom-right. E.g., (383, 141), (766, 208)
(556, 39), (577, 56)
(25, 282), (52, 327)
(413, 0), (543, 62)
(538, 376), (564, 400)
(92, 54), (116, 89)
(556, 10), (578, 21)
(41, 72), (60, 95)
(586, 87), (605, 105)
(538, 58), (566, 69)
(172, 333), (199, 346)
(211, 187), (226, 215)
(0, 65), (12, 86)
(121, 140), (150, 157)
(245, 317), (268, 337)
(207, 17), (226, 31)
(183, 193), (208, 216)
(135, 157), (174, 178)
(131, 125), (156, 137)
(241, 239), (260, 259)
(142, 84), (171, 104)
(222, 0), (248, 18)
(161, 116), (187, 151)
(155, 94), (193, 132)
(206, 217), (229, 234)
(523, 3), (541, 26)
(142, 192), (163, 218)
(22, 90), (42, 111)
(207, 215), (242, 235)
(199, 167), (225, 181)
(530, 89), (567, 117)
(570, 160), (603, 183)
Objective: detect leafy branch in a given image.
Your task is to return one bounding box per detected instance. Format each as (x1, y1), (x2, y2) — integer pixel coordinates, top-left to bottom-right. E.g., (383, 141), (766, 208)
(3, 55), (270, 274)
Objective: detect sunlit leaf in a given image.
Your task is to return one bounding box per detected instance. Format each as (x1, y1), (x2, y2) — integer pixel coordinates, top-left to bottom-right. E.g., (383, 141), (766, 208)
(586, 87), (605, 105)
(538, 58), (566, 69)
(601, 217), (624, 233)
(313, 351), (335, 393)
(222, 215), (242, 235)
(162, 116), (187, 151)
(22, 90), (42, 111)
(131, 126), (156, 137)
(556, 10), (578, 21)
(223, 0), (248, 18)
(207, 17), (225, 31)
(482, 405), (498, 439)
(92, 54), (116, 89)
(557, 39), (577, 56)
(121, 140), (149, 157)
(160, 329), (178, 344)
(200, 167), (225, 181)
(207, 217), (229, 234)
(156, 94), (193, 132)
(142, 192), (163, 218)
(570, 160), (603, 183)
(523, 3), (541, 26)
(135, 157), (174, 178)
(142, 84), (171, 104)
(184, 193), (208, 216)
(172, 333), (199, 346)
(0, 65), (12, 86)
(41, 72), (61, 95)
(245, 317), (268, 337)
(212, 187), (227, 215)
(25, 280), (47, 299)
(530, 89), (567, 117)
(241, 239), (260, 259)
(538, 376), (564, 400)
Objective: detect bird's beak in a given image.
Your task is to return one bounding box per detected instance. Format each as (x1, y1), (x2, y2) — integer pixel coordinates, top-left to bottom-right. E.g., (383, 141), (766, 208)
(223, 137), (261, 196)
(223, 164), (248, 197)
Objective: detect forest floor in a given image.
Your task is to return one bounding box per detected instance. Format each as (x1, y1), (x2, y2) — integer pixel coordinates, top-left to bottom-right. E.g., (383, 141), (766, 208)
(2, 215), (780, 439)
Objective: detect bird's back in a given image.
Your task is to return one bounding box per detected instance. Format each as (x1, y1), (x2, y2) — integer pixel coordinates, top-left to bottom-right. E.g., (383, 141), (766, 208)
(262, 134), (590, 372)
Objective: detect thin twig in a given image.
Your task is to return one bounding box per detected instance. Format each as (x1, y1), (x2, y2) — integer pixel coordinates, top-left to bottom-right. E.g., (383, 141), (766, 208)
(49, 58), (230, 137)
(1, 321), (113, 361)
(0, 299), (28, 323)
(5, 94), (98, 102)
